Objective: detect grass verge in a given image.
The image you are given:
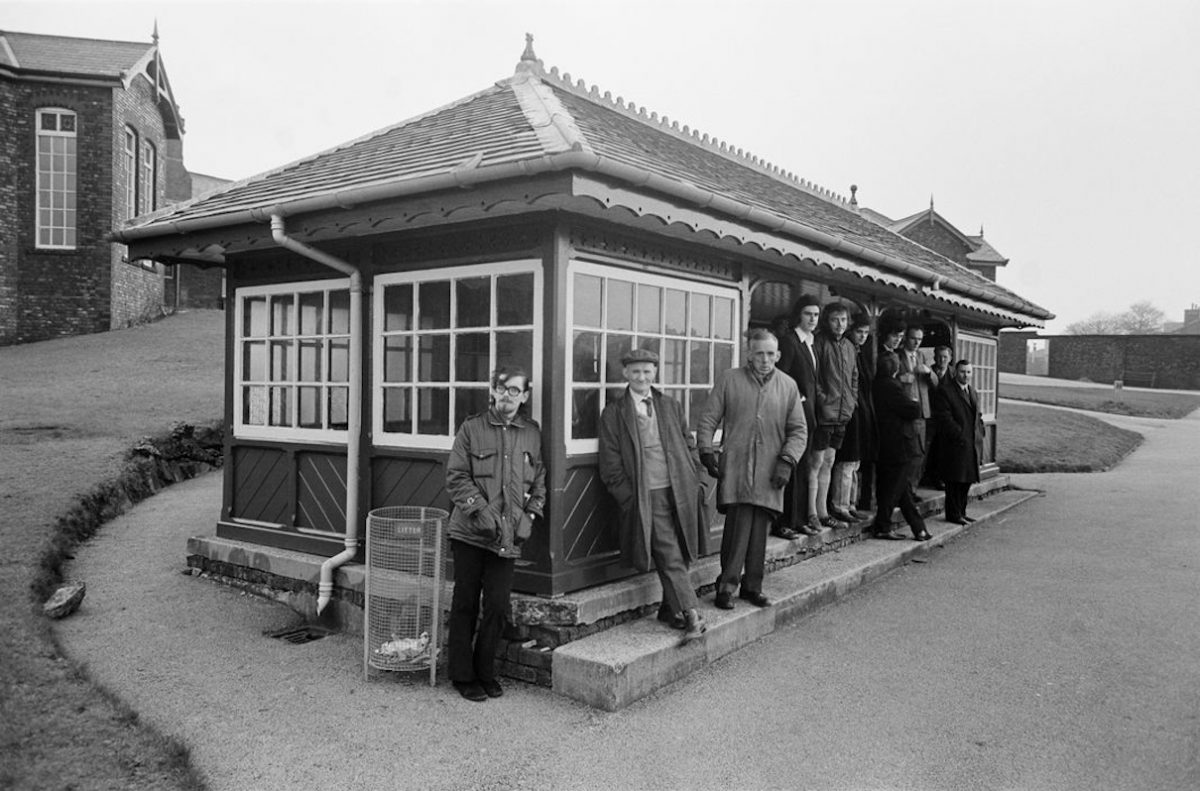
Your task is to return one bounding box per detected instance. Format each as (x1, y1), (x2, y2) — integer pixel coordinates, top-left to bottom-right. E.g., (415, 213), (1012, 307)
(998, 401), (1143, 472)
(1000, 383), (1200, 418)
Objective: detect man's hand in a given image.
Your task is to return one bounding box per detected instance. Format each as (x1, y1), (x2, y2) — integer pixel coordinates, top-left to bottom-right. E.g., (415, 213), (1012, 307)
(770, 458), (793, 488)
(700, 452), (721, 479)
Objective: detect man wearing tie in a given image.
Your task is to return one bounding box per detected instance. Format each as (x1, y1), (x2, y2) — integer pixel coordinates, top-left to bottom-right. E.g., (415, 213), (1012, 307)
(775, 295), (822, 538)
(896, 325), (939, 500)
(932, 360), (985, 525)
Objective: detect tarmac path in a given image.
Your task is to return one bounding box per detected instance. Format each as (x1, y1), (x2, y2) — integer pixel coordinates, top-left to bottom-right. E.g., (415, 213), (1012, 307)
(57, 407), (1200, 790)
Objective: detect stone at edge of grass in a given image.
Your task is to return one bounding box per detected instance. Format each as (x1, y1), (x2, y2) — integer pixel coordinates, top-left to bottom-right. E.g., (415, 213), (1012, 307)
(43, 581), (86, 619)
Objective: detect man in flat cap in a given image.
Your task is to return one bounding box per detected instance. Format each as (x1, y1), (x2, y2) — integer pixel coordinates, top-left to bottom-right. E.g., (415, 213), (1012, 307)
(599, 348), (709, 643)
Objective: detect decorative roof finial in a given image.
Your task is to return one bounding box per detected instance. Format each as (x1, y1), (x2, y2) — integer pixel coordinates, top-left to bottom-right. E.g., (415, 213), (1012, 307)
(929, 194), (935, 211)
(152, 19), (159, 45)
(849, 184), (858, 207)
(979, 224), (985, 237)
(515, 32), (543, 76)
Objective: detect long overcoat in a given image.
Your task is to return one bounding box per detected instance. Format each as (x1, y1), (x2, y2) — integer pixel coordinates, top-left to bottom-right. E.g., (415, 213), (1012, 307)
(873, 375), (922, 465)
(932, 379), (985, 483)
(696, 365), (808, 516)
(597, 387), (710, 573)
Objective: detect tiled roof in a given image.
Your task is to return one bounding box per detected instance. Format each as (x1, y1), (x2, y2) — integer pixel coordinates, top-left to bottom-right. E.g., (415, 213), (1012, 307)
(0, 30), (151, 78)
(965, 235), (1008, 264)
(119, 49), (1050, 322)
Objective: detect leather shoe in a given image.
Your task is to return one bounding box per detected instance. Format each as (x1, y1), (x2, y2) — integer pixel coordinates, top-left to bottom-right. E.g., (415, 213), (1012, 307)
(738, 590), (771, 607)
(480, 678), (503, 698)
(681, 609), (708, 644)
(829, 507), (857, 523)
(714, 591), (734, 610)
(945, 517), (969, 526)
(871, 528), (905, 541)
(962, 515), (976, 523)
(796, 523), (820, 537)
(656, 605), (686, 630)
(913, 529), (932, 542)
(771, 525), (801, 541)
(453, 681), (488, 702)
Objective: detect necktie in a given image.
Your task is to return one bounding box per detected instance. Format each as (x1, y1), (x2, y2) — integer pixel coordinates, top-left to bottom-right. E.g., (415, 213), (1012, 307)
(643, 398), (653, 417)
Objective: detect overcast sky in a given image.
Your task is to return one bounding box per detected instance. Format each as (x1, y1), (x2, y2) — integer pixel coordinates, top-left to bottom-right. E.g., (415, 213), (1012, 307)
(6, 0), (1198, 331)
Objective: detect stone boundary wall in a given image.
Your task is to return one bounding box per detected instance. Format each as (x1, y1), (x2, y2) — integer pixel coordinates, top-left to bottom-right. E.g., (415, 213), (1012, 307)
(999, 333), (1200, 390)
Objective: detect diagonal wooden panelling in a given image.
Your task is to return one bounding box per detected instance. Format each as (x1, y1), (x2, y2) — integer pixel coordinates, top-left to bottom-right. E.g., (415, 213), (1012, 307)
(296, 453), (347, 533)
(561, 466), (619, 563)
(232, 446), (291, 525)
(371, 457), (451, 512)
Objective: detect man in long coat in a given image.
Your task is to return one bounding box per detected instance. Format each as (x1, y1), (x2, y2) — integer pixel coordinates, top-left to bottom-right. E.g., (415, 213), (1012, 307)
(697, 329), (807, 610)
(599, 348), (709, 642)
(775, 295), (822, 538)
(932, 359), (986, 524)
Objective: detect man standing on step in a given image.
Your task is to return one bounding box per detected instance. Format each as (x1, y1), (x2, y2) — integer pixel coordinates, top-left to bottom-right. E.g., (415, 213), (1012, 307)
(599, 348), (709, 644)
(697, 329), (808, 611)
(932, 359), (985, 525)
(897, 325), (938, 501)
(775, 295), (823, 538)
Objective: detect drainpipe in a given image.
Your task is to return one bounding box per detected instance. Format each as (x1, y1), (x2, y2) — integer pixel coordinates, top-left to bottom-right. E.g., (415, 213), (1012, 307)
(270, 214), (363, 617)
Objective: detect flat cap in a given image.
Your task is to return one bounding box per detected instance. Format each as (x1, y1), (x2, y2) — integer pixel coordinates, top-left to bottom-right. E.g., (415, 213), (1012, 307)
(621, 348), (660, 366)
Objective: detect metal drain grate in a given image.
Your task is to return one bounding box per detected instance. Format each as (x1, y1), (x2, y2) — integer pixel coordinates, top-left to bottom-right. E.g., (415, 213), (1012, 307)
(267, 625), (333, 644)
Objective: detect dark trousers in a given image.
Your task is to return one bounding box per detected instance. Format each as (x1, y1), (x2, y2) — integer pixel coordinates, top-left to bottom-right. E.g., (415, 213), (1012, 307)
(857, 461), (876, 510)
(944, 481), (972, 521)
(873, 460), (926, 536)
(448, 539), (514, 684)
(907, 418), (927, 492)
(780, 449), (810, 530)
(922, 420), (942, 487)
(717, 504), (771, 595)
(650, 488), (698, 615)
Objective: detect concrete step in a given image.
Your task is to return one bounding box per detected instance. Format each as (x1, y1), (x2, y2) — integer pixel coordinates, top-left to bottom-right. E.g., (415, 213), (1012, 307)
(550, 486), (1039, 711)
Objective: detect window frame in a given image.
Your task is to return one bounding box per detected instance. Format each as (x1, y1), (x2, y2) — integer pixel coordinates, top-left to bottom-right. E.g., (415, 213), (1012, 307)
(124, 126), (138, 220)
(233, 278), (353, 443)
(955, 331), (998, 422)
(35, 108), (78, 250)
(139, 138), (156, 215)
(565, 259), (741, 456)
(372, 260), (544, 451)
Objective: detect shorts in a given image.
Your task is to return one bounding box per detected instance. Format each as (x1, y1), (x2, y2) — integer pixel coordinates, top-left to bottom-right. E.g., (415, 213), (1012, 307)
(811, 424), (846, 452)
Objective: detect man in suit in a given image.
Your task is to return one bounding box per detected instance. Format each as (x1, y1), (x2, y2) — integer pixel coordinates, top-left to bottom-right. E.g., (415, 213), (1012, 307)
(921, 344), (954, 490)
(933, 359), (985, 525)
(774, 295), (822, 538)
(896, 325), (939, 501)
(598, 348), (708, 643)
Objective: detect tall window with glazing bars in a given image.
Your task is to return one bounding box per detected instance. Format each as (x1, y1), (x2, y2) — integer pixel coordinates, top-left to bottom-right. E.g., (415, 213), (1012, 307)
(36, 109), (77, 248)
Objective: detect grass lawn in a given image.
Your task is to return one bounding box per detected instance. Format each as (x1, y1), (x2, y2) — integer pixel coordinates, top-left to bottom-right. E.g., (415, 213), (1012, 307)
(1000, 382), (1200, 419)
(997, 401), (1144, 473)
(0, 310), (223, 791)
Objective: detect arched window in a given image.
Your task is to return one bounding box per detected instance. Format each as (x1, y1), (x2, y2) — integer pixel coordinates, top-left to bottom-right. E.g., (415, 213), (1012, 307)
(35, 108), (77, 248)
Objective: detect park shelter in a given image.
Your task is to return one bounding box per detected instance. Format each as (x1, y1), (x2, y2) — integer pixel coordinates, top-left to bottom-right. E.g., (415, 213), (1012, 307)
(115, 39), (1052, 603)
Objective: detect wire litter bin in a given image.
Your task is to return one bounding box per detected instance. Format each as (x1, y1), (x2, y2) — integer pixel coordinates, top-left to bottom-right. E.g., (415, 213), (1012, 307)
(364, 506), (449, 684)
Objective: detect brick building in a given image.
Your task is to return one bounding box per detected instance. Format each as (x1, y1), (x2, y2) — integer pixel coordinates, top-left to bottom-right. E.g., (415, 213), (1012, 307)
(861, 199), (1009, 282)
(0, 27), (224, 346)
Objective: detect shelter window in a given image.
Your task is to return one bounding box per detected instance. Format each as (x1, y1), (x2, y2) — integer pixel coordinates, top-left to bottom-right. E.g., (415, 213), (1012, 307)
(234, 280), (352, 442)
(35, 109), (77, 249)
(567, 260), (739, 454)
(955, 332), (998, 421)
(374, 261), (543, 450)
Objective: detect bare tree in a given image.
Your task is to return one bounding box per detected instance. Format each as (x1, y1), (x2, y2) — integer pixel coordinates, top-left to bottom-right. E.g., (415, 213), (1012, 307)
(1064, 311), (1124, 334)
(1117, 301), (1165, 333)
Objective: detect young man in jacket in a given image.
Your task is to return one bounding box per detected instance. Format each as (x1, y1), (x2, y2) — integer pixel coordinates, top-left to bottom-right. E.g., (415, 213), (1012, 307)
(807, 302), (858, 529)
(697, 329), (808, 610)
(775, 295), (823, 538)
(598, 348), (708, 643)
(444, 366), (546, 702)
(870, 354), (930, 541)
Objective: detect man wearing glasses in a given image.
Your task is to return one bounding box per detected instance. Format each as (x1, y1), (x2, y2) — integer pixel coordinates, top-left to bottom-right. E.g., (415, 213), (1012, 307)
(445, 366), (546, 702)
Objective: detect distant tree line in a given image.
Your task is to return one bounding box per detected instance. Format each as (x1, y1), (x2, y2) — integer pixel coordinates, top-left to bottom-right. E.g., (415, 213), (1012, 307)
(1064, 301), (1165, 335)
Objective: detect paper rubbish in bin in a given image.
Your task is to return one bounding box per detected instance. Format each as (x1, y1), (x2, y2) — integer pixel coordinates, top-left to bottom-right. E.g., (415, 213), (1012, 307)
(377, 631), (430, 662)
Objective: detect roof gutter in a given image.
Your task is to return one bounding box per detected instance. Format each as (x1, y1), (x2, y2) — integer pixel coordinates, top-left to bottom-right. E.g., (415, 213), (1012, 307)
(114, 151), (1046, 318)
(269, 214), (363, 619)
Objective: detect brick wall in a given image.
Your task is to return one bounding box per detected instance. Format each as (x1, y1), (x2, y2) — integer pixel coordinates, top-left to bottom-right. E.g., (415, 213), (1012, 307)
(0, 82), (19, 343)
(998, 330), (1038, 373)
(1046, 335), (1200, 389)
(10, 81), (115, 343)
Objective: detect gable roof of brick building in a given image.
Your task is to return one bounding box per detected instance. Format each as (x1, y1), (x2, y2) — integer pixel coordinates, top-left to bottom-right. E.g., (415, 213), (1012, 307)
(116, 39), (1052, 324)
(0, 30), (153, 79)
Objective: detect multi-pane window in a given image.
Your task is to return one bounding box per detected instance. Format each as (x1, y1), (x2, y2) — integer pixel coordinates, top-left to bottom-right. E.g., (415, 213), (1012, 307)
(235, 280), (352, 441)
(567, 261), (739, 453)
(35, 109), (77, 248)
(124, 127), (137, 220)
(956, 332), (998, 420)
(139, 140), (156, 214)
(374, 261), (542, 449)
